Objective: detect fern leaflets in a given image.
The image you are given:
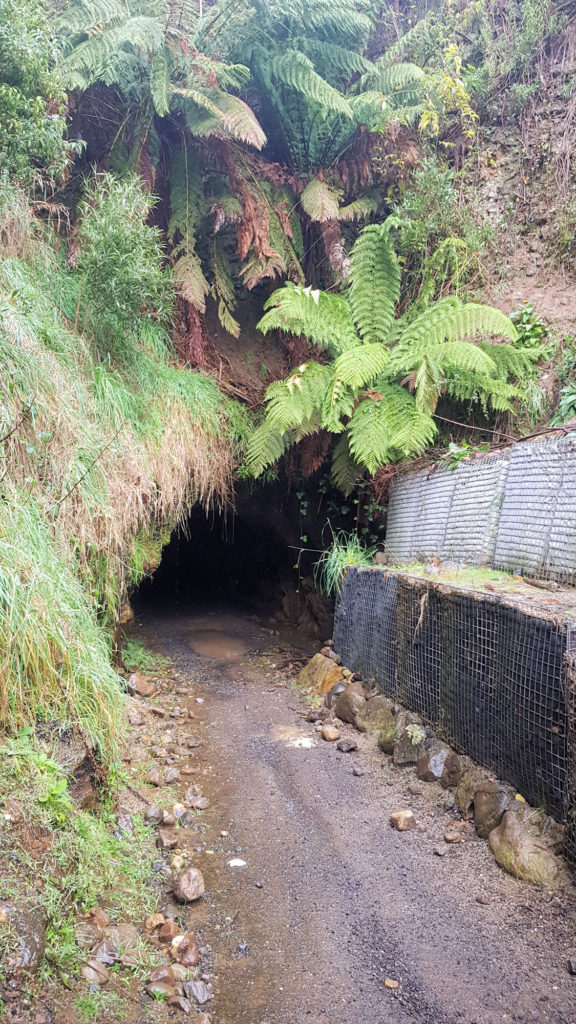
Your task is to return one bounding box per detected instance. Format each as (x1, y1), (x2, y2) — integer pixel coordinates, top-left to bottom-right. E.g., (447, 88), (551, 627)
(248, 223), (521, 486)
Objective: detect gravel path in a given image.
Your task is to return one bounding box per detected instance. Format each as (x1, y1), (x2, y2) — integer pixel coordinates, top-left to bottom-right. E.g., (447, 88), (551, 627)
(137, 609), (576, 1024)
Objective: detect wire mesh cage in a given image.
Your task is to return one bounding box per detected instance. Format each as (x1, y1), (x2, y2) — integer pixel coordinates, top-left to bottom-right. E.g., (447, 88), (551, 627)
(334, 567), (576, 859)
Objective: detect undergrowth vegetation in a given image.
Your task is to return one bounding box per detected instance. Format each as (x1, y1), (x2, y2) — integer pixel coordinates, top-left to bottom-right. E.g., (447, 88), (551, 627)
(0, 173), (248, 757)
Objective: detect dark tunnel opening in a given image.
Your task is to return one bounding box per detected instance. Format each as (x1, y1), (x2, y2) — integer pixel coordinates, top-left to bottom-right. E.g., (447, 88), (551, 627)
(134, 489), (334, 639)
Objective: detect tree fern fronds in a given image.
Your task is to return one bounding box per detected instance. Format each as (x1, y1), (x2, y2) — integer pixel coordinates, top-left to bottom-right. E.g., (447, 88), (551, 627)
(246, 423), (287, 476)
(150, 47), (171, 116)
(393, 300), (517, 366)
(332, 343), (390, 389)
(216, 92), (267, 149)
(258, 283), (358, 356)
(210, 61), (251, 91)
(57, 0), (126, 37)
(347, 386), (436, 472)
(211, 239), (239, 336)
(173, 249), (210, 311)
(411, 357), (444, 414)
(321, 373), (356, 433)
(444, 372), (521, 412)
(353, 62), (426, 97)
(168, 0), (199, 34)
(300, 179), (341, 222)
(477, 342), (535, 379)
(179, 88), (266, 148)
(269, 51), (353, 117)
(64, 17), (166, 81)
(338, 193), (380, 221)
(379, 16), (433, 66)
(295, 37), (373, 81)
(331, 434), (362, 495)
(348, 224), (401, 343)
(217, 298), (240, 337)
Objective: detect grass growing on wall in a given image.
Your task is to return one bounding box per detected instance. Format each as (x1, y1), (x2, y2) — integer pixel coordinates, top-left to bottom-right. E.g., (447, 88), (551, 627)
(0, 174), (250, 757)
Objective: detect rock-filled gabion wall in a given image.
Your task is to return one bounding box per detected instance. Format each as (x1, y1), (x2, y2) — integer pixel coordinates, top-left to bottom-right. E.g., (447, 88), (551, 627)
(333, 567), (576, 862)
(385, 433), (576, 585)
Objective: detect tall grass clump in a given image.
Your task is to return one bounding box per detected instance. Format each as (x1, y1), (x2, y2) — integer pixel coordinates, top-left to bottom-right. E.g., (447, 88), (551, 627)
(315, 530), (375, 597)
(0, 174), (248, 754)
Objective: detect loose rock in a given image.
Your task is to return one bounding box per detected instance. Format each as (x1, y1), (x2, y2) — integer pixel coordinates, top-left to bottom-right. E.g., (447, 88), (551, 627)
(456, 767), (489, 818)
(393, 713), (426, 766)
(128, 673), (155, 697)
(297, 653), (344, 695)
(389, 810), (417, 831)
(488, 810), (559, 887)
(81, 960), (109, 985)
(157, 828), (179, 851)
(334, 682), (366, 725)
(1, 902), (47, 971)
(145, 804), (164, 825)
(356, 695), (398, 735)
(173, 866), (206, 903)
(336, 739), (357, 753)
(474, 782), (514, 839)
(184, 979), (212, 1004)
(321, 724), (340, 742)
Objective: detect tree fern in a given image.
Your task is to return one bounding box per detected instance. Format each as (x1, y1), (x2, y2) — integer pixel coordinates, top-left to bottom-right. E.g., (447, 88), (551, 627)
(300, 179), (342, 223)
(258, 284), (358, 356)
(268, 51), (353, 118)
(348, 224), (401, 343)
(150, 47), (171, 117)
(249, 224), (522, 486)
(353, 61), (426, 97)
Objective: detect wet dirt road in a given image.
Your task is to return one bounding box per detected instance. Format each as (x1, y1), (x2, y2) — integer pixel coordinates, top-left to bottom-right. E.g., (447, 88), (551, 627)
(137, 609), (576, 1024)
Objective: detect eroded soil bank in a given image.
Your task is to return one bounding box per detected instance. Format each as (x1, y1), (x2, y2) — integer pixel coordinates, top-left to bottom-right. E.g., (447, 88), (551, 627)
(35, 608), (576, 1024)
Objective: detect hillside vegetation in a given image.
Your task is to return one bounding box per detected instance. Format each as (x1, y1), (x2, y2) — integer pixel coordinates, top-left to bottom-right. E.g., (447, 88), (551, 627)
(1, 0), (575, 858)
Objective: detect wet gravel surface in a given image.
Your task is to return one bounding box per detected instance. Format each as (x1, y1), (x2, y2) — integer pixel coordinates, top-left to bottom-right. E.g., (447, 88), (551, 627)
(137, 609), (576, 1024)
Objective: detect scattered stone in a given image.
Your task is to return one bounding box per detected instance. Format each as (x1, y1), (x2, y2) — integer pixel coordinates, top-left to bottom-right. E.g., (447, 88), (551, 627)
(145, 980), (175, 999)
(489, 811), (559, 887)
(567, 956), (576, 976)
(193, 1016), (212, 1024)
(159, 919), (180, 942)
(128, 673), (155, 697)
(163, 811), (177, 826)
(74, 921), (100, 950)
(474, 782), (514, 839)
(178, 811), (195, 828)
(352, 766), (364, 777)
(107, 923), (138, 952)
(177, 933), (200, 967)
(172, 854), (186, 870)
(148, 769), (162, 787)
(384, 978), (399, 989)
(408, 784), (424, 796)
(357, 695), (398, 736)
(171, 963), (190, 982)
(184, 979), (212, 1004)
(456, 767), (489, 818)
(145, 805), (164, 825)
(145, 913), (165, 933)
(306, 710), (324, 723)
(389, 810), (417, 831)
(476, 894), (491, 905)
(81, 960), (109, 985)
(92, 939), (117, 965)
(417, 739), (460, 788)
(321, 723), (340, 742)
(4, 797), (24, 823)
(173, 802), (187, 818)
(165, 768), (181, 785)
(1, 902), (47, 971)
(157, 828), (179, 851)
(393, 713), (426, 766)
(116, 812), (133, 835)
(189, 797), (210, 811)
(444, 826), (463, 844)
(297, 653), (344, 695)
(334, 682), (366, 724)
(173, 866), (206, 903)
(127, 702), (144, 726)
(148, 965), (175, 986)
(434, 845), (449, 857)
(336, 739), (357, 753)
(89, 906), (110, 929)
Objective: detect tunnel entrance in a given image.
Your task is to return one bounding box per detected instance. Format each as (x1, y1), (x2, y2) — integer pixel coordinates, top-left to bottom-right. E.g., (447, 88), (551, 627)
(135, 492), (334, 638)
(137, 507), (295, 613)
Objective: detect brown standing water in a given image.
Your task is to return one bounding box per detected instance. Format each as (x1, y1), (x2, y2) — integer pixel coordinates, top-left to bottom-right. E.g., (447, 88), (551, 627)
(123, 606), (576, 1024)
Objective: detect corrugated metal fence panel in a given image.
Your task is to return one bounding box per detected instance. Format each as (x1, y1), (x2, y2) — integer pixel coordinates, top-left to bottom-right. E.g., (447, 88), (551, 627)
(385, 471), (424, 562)
(385, 434), (576, 584)
(493, 439), (569, 578)
(442, 452), (509, 565)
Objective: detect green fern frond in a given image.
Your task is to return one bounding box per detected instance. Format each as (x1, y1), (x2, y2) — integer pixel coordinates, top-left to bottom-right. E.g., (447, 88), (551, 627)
(173, 250), (209, 312)
(444, 372), (520, 412)
(263, 362), (330, 433)
(380, 17), (433, 65)
(246, 423), (287, 476)
(393, 300), (517, 367)
(180, 88), (266, 148)
(58, 0), (126, 36)
(332, 343), (390, 389)
(338, 193), (380, 222)
(64, 17), (165, 83)
(150, 47), (171, 117)
(331, 434), (362, 495)
(217, 299), (240, 337)
(321, 373), (356, 433)
(477, 342), (534, 379)
(296, 38), (373, 81)
(211, 240), (239, 337)
(258, 284), (358, 356)
(347, 386), (436, 472)
(354, 62), (426, 97)
(348, 224), (401, 343)
(300, 179), (341, 222)
(269, 50), (353, 117)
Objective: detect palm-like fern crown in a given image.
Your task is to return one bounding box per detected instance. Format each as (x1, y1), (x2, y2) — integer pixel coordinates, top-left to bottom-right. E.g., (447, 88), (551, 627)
(248, 223), (522, 490)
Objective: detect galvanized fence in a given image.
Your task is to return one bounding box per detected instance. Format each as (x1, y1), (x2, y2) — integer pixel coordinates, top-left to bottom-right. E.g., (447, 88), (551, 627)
(334, 567), (576, 860)
(385, 434), (576, 585)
